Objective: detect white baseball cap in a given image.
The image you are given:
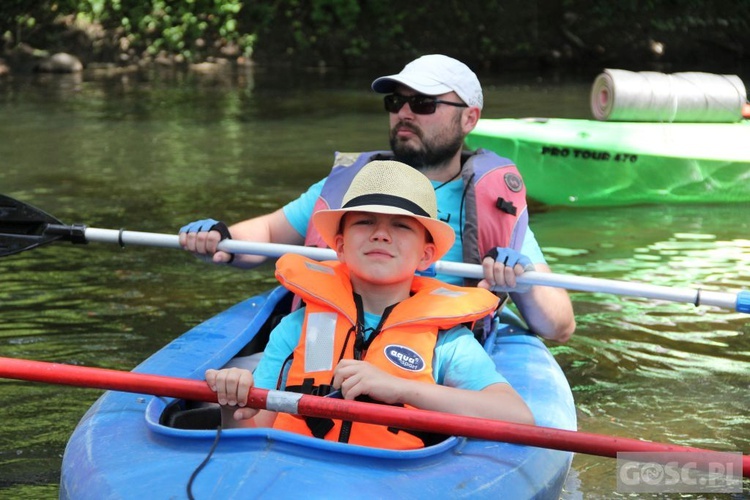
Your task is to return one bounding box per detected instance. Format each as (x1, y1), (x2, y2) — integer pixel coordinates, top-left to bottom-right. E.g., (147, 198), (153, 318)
(371, 54), (483, 109)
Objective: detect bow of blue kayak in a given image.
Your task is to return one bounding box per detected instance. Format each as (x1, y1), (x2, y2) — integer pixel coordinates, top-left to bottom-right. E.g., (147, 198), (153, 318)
(60, 287), (576, 499)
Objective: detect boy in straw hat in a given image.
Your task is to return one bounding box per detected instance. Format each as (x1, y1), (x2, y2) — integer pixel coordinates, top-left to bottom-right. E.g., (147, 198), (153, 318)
(206, 160), (534, 449)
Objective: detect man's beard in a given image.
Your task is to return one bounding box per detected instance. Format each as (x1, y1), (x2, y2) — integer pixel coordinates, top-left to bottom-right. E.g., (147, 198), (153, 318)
(389, 121), (464, 171)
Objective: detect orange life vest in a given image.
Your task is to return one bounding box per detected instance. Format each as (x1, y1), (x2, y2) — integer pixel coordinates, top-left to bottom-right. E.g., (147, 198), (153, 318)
(272, 254), (499, 449)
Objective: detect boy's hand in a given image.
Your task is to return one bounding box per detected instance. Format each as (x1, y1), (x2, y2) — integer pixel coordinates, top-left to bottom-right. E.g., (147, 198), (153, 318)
(205, 368), (259, 421)
(333, 360), (403, 404)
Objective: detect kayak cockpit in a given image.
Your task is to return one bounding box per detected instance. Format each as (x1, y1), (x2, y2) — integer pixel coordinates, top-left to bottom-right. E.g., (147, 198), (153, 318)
(147, 396), (462, 459)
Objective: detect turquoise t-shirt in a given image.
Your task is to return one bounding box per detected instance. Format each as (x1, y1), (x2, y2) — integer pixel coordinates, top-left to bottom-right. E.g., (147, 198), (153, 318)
(282, 177), (546, 285)
(252, 307), (507, 391)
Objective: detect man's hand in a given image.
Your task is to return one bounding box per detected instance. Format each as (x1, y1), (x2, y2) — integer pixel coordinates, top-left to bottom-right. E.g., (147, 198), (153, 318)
(479, 247), (535, 293)
(179, 219), (235, 264)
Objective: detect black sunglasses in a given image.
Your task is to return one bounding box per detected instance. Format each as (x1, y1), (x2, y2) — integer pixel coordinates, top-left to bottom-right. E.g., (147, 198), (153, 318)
(383, 94), (468, 115)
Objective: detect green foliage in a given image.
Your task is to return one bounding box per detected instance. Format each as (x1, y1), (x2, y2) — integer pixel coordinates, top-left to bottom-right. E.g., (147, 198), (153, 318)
(78, 0), (253, 60)
(2, 0), (749, 68)
(0, 1), (60, 47)
(1, 0), (254, 62)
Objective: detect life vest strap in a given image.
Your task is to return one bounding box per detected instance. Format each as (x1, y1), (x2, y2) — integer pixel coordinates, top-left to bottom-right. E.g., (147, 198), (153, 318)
(285, 380), (338, 438)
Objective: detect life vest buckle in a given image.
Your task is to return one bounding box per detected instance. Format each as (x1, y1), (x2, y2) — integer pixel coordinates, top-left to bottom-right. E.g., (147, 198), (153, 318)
(496, 197), (517, 216)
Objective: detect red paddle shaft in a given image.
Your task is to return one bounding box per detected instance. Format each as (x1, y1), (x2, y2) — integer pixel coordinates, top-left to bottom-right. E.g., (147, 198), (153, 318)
(1, 356), (748, 476)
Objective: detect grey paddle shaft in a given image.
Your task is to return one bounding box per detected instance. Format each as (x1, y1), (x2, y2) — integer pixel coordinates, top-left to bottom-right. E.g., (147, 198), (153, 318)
(84, 228), (337, 260)
(428, 261), (747, 311)
(83, 228), (750, 313)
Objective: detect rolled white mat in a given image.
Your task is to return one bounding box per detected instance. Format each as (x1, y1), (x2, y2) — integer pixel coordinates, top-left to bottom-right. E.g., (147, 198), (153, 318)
(591, 68), (747, 122)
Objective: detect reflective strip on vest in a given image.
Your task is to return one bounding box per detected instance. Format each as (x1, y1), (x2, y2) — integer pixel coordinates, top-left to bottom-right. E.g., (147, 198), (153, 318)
(429, 287), (468, 298)
(304, 312), (337, 373)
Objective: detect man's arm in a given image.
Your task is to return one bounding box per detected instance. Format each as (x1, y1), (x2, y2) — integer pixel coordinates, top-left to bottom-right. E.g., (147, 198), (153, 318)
(479, 254), (575, 343)
(509, 262), (576, 343)
(179, 208), (304, 268)
(479, 229), (576, 342)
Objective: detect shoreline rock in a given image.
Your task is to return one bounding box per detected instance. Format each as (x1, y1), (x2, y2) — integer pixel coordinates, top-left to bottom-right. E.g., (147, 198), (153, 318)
(35, 52), (84, 73)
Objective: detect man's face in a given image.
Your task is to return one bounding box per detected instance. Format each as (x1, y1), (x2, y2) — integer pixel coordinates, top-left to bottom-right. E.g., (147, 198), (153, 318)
(388, 85), (467, 171)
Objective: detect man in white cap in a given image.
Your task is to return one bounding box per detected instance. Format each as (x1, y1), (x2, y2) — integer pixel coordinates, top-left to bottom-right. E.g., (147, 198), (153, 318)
(180, 55), (575, 343)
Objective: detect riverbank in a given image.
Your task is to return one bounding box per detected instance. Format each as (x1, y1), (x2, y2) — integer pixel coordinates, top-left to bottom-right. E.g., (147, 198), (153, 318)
(2, 4), (748, 78)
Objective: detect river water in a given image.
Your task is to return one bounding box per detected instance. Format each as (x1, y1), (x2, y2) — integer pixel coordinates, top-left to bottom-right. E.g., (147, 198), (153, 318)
(1, 66), (748, 499)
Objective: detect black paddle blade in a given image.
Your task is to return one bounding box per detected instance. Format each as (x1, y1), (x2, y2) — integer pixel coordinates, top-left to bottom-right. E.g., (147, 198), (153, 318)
(0, 195), (65, 257)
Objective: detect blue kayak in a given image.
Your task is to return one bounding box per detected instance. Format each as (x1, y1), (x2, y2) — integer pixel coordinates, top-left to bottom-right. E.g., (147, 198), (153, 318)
(60, 287), (577, 499)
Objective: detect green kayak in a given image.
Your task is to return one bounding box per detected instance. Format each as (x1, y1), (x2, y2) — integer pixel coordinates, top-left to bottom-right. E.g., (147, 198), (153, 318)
(466, 118), (750, 207)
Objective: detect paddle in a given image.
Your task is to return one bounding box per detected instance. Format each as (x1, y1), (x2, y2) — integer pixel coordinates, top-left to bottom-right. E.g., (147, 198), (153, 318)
(2, 194), (749, 313)
(0, 356), (747, 476)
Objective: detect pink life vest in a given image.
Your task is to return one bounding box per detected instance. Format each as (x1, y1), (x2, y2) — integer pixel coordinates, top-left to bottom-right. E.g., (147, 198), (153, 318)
(304, 149), (529, 276)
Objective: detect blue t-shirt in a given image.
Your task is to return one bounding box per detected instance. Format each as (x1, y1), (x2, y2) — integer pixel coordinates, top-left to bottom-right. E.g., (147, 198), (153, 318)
(283, 177), (546, 285)
(252, 307), (507, 391)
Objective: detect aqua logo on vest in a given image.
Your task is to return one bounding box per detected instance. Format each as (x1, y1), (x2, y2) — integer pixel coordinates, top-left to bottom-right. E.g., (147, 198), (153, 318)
(384, 345), (425, 372)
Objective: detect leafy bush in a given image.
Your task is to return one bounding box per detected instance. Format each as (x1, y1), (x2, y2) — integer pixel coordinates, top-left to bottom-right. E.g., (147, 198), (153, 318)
(1, 0), (748, 68)
(1, 0), (255, 62)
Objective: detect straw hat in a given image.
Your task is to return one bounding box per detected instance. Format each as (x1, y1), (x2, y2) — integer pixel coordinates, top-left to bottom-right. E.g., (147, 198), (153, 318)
(312, 160), (455, 260)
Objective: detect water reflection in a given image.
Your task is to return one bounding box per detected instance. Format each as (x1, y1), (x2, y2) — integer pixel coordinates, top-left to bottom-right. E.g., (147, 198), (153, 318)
(1, 69), (749, 497)
(540, 204), (750, 497)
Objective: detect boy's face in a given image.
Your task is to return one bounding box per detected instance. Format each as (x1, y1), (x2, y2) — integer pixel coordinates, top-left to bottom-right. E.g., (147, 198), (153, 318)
(334, 212), (436, 287)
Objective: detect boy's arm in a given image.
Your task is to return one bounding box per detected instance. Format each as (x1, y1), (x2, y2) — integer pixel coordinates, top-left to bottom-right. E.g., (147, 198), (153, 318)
(205, 367), (279, 428)
(207, 307), (305, 427)
(332, 360), (534, 425)
(395, 378), (534, 424)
